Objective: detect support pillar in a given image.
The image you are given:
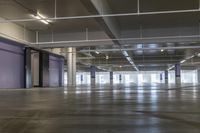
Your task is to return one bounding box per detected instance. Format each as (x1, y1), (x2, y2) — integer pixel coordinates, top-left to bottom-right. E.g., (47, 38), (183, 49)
(24, 48), (32, 88)
(175, 63), (181, 85)
(59, 58), (64, 87)
(81, 75), (83, 84)
(39, 52), (49, 87)
(119, 74), (122, 83)
(160, 73), (163, 83)
(67, 47), (76, 86)
(110, 71), (113, 84)
(165, 70), (168, 84)
(90, 65), (96, 86)
(197, 69), (200, 84)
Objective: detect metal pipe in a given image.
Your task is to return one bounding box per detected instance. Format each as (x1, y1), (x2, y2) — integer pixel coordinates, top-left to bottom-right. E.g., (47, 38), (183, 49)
(32, 34), (200, 46)
(137, 0), (140, 14)
(54, 0), (57, 18)
(0, 9), (199, 23)
(79, 46), (200, 52)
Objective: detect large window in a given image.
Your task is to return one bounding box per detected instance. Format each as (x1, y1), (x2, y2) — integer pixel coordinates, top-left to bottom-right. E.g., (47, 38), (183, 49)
(181, 70), (197, 83)
(64, 70), (198, 85)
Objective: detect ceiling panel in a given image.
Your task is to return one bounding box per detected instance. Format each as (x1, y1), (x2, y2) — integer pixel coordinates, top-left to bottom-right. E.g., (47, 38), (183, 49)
(140, 0), (199, 12)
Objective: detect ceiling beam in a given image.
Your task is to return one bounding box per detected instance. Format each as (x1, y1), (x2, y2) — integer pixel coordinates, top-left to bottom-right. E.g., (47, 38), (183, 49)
(79, 46), (200, 52)
(0, 9), (200, 23)
(81, 0), (139, 71)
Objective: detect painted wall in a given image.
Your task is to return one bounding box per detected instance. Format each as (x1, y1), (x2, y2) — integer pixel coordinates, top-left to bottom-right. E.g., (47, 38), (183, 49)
(0, 41), (24, 88)
(0, 17), (35, 43)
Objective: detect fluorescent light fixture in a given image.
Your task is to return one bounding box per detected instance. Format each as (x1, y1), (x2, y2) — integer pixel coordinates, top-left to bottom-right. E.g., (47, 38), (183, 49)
(126, 57), (132, 62)
(106, 55), (109, 60)
(122, 50), (129, 57)
(186, 55), (195, 60)
(180, 60), (186, 63)
(190, 55), (195, 58)
(134, 66), (139, 71)
(40, 20), (49, 25)
(95, 51), (100, 54)
(31, 12), (50, 25)
(37, 12), (51, 22)
(121, 50), (139, 71)
(130, 61), (134, 65)
(168, 66), (174, 71)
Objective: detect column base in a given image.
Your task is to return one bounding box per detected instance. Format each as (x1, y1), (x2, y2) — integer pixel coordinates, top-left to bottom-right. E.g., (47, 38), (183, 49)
(165, 79), (168, 84)
(175, 77), (181, 85)
(110, 80), (113, 85)
(91, 78), (96, 87)
(67, 84), (76, 87)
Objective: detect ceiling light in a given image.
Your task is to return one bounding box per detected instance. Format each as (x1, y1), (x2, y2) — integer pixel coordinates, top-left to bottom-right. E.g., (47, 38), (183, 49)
(37, 12), (51, 22)
(186, 55), (195, 60)
(180, 60), (186, 64)
(161, 49), (164, 52)
(31, 12), (50, 25)
(106, 55), (109, 60)
(119, 65), (122, 68)
(168, 66), (174, 71)
(95, 51), (100, 54)
(122, 51), (129, 57)
(126, 56), (132, 62)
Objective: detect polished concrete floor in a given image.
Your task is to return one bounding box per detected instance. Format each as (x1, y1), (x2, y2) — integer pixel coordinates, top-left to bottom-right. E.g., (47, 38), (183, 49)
(0, 84), (200, 133)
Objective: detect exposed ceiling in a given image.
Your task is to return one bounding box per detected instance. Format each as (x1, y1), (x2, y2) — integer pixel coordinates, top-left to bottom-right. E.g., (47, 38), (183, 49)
(1, 0), (200, 71)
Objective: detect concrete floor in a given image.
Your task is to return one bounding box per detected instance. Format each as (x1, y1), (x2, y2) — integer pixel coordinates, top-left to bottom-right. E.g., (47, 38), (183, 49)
(0, 84), (200, 133)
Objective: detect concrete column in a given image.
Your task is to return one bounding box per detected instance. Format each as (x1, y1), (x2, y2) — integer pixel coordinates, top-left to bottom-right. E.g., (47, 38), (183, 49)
(160, 73), (163, 83)
(90, 65), (96, 86)
(165, 70), (168, 84)
(39, 52), (49, 87)
(175, 63), (181, 84)
(197, 69), (200, 84)
(67, 47), (76, 86)
(25, 48), (32, 88)
(110, 71), (113, 84)
(81, 75), (83, 84)
(119, 74), (122, 83)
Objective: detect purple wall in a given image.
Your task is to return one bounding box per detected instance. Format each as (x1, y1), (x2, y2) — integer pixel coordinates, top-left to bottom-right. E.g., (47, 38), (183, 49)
(0, 42), (24, 88)
(49, 55), (64, 87)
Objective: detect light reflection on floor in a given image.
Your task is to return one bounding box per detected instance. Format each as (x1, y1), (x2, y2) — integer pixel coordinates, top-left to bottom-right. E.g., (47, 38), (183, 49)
(0, 83), (199, 133)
